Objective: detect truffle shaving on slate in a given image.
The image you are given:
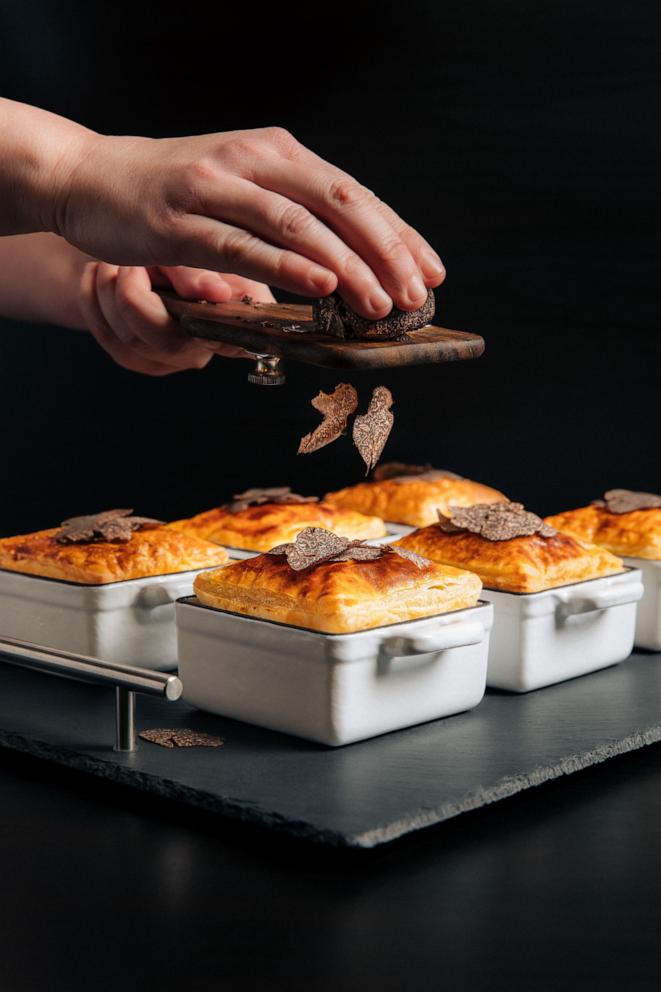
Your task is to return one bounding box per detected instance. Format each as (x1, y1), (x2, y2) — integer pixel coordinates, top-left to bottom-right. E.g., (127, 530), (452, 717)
(353, 386), (395, 474)
(297, 383), (358, 455)
(312, 289), (435, 340)
(139, 728), (225, 749)
(594, 489), (661, 514)
(437, 502), (557, 542)
(55, 509), (163, 545)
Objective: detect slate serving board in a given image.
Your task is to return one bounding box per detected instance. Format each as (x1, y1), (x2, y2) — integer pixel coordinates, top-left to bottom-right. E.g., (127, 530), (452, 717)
(1, 653), (660, 848)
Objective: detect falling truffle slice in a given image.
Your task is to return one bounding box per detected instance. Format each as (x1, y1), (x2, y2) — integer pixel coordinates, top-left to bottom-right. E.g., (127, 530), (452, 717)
(312, 290), (435, 340)
(352, 386), (394, 474)
(298, 383), (358, 455)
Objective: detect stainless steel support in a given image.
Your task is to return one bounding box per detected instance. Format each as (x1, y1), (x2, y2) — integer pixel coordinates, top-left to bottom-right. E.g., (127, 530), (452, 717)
(0, 635), (183, 753)
(115, 687), (137, 752)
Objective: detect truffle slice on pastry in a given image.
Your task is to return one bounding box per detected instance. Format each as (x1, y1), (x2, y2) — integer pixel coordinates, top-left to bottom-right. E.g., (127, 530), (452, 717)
(325, 467), (507, 527)
(396, 519), (623, 594)
(0, 524), (228, 585)
(169, 500), (386, 551)
(194, 540), (481, 634)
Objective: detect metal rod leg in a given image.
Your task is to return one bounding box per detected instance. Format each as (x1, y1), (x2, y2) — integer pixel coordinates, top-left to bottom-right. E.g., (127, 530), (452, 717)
(114, 687), (136, 752)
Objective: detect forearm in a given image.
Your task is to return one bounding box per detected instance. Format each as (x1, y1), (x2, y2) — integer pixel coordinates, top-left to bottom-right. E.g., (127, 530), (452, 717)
(0, 233), (89, 328)
(0, 98), (94, 236)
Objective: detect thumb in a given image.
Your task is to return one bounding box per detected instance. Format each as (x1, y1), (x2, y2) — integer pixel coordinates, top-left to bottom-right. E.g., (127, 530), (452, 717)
(148, 265), (233, 303)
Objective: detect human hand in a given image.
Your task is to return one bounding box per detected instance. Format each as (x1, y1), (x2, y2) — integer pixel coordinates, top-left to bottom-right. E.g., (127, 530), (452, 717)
(53, 126), (445, 321)
(79, 262), (274, 376)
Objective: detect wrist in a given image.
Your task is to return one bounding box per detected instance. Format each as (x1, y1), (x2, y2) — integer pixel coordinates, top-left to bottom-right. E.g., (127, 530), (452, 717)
(0, 99), (99, 236)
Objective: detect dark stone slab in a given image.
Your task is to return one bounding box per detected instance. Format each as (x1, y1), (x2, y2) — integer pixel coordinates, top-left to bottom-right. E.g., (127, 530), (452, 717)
(1, 653), (661, 848)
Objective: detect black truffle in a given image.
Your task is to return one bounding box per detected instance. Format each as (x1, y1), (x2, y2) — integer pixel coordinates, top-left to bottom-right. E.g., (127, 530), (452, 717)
(312, 290), (435, 340)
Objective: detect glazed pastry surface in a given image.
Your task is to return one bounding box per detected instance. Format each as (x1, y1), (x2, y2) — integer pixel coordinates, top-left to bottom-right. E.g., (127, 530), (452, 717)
(194, 549), (482, 633)
(325, 477), (506, 527)
(396, 525), (623, 593)
(0, 526), (228, 584)
(170, 501), (386, 551)
(545, 505), (661, 561)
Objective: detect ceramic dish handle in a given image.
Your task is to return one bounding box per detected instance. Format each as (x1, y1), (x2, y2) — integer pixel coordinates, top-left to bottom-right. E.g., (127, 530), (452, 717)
(558, 582), (644, 617)
(136, 579), (194, 608)
(381, 620), (485, 657)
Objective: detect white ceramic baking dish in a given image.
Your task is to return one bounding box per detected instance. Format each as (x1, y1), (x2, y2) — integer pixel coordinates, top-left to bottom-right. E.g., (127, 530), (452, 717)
(481, 568), (644, 692)
(0, 567), (217, 671)
(176, 599), (494, 746)
(622, 557), (661, 650)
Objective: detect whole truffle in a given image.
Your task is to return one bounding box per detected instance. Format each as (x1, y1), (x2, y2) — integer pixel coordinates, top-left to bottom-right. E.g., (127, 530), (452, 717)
(313, 290), (435, 340)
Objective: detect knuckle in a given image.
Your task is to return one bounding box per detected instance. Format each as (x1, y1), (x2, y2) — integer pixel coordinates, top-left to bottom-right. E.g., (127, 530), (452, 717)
(220, 229), (258, 266)
(182, 158), (218, 189)
(327, 177), (369, 210)
(276, 202), (314, 240)
(374, 235), (413, 269)
(260, 126), (298, 152)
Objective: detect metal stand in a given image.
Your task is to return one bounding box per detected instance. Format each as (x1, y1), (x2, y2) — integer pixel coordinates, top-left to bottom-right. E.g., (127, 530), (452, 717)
(0, 636), (182, 752)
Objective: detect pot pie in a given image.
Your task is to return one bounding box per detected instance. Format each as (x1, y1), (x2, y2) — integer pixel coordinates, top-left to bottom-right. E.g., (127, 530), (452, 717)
(0, 510), (228, 585)
(169, 487), (386, 551)
(396, 502), (624, 594)
(193, 527), (482, 634)
(546, 490), (661, 561)
(325, 463), (507, 527)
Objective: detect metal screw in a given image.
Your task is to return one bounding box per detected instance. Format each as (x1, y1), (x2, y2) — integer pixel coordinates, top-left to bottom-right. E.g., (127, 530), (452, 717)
(247, 355), (286, 386)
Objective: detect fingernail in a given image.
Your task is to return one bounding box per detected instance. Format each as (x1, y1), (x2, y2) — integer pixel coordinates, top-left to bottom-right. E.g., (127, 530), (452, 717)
(368, 288), (392, 315)
(420, 251), (445, 281)
(407, 274), (427, 304)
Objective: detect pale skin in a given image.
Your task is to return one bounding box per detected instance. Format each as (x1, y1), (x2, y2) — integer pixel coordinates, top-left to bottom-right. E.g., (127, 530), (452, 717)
(0, 98), (446, 376)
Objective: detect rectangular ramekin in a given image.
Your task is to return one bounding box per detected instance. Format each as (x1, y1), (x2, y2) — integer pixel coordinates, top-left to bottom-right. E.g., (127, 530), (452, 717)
(481, 568), (643, 692)
(622, 557), (661, 650)
(176, 599), (494, 746)
(0, 567), (217, 671)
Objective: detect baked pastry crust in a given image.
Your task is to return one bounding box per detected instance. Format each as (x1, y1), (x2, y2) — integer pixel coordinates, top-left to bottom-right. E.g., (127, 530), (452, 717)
(194, 549), (482, 634)
(545, 505), (661, 561)
(0, 525), (228, 585)
(396, 525), (623, 593)
(325, 477), (507, 527)
(169, 501), (386, 551)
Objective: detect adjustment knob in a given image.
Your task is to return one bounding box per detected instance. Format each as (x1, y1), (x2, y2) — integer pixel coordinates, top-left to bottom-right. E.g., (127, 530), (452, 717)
(248, 355), (285, 386)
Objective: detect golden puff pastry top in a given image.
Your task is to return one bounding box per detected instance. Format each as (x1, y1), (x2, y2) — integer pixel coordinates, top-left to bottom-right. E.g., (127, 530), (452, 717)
(169, 501), (386, 552)
(395, 525), (623, 594)
(325, 476), (507, 527)
(194, 549), (482, 634)
(0, 525), (229, 585)
(545, 505), (661, 561)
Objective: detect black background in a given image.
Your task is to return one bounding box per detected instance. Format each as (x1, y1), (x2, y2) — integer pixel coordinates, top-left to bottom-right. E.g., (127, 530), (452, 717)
(0, 0), (658, 535)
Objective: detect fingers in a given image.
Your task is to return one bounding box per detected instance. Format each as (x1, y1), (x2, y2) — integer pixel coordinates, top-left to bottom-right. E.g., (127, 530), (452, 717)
(219, 273), (276, 303)
(372, 199), (446, 289)
(79, 262), (177, 376)
(248, 155), (432, 314)
(151, 265), (234, 303)
(174, 216), (338, 298)
(80, 261), (227, 374)
(196, 176), (390, 317)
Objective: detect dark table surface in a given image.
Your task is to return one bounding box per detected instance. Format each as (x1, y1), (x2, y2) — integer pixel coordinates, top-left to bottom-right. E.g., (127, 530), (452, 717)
(2, 739), (661, 992)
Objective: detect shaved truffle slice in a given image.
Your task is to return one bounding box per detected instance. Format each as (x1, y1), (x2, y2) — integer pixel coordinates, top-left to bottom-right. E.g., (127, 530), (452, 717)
(594, 489), (661, 514)
(226, 487), (318, 513)
(312, 289), (435, 340)
(139, 728), (224, 748)
(352, 386), (394, 474)
(298, 383), (358, 455)
(55, 509), (162, 545)
(437, 502), (556, 542)
(268, 526), (427, 572)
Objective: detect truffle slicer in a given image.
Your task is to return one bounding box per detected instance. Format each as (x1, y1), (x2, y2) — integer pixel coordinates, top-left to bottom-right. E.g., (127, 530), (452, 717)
(156, 290), (485, 386)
